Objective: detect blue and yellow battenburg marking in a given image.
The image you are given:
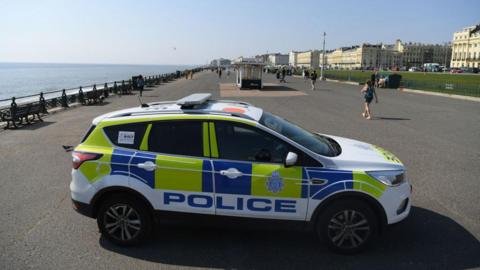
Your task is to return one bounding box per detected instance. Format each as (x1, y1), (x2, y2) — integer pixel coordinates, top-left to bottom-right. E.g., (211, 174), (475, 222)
(306, 168), (386, 199)
(76, 118), (387, 203)
(78, 148), (387, 201)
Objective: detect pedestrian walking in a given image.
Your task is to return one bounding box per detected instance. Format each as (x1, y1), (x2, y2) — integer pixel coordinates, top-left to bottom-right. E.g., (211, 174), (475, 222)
(137, 75), (145, 96)
(218, 69), (222, 79)
(304, 69), (310, 80)
(310, 70), (317, 90)
(360, 80), (378, 120)
(281, 68), (286, 83)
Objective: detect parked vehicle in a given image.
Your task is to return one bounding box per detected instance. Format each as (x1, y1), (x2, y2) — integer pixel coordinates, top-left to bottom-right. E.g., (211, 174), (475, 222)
(461, 67), (479, 74)
(440, 66), (450, 72)
(450, 68), (464, 74)
(423, 63), (441, 72)
(70, 93), (412, 254)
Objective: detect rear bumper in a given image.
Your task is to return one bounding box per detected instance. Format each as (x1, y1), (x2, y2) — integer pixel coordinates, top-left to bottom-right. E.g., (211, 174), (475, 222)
(72, 199), (95, 218)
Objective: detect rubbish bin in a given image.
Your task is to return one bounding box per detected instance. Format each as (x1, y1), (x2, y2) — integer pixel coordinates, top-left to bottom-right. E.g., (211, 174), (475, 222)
(387, 74), (402, 88)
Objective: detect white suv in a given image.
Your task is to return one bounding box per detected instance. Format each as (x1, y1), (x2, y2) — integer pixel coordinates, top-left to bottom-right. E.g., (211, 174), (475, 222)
(70, 93), (411, 253)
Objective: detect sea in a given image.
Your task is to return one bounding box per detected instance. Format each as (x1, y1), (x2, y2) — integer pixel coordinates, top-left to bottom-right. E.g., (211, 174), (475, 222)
(0, 62), (193, 101)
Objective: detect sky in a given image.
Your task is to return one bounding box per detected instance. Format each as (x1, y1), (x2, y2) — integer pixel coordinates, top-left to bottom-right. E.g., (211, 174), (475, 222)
(0, 0), (479, 65)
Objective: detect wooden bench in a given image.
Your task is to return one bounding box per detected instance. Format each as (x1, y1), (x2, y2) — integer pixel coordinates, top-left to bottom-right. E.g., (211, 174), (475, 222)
(83, 90), (104, 105)
(1, 103), (43, 129)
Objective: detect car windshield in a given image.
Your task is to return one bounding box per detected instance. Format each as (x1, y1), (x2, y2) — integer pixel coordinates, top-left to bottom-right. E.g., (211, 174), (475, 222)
(259, 112), (340, 157)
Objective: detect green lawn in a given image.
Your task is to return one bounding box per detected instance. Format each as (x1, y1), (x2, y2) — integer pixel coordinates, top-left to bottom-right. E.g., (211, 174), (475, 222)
(320, 70), (480, 97)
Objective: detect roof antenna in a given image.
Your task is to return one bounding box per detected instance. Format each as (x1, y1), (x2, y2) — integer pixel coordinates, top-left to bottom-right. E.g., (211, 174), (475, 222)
(137, 95), (149, 108)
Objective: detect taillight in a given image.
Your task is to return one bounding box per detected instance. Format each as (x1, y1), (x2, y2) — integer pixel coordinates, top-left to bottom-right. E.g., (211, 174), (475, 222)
(72, 151), (102, 169)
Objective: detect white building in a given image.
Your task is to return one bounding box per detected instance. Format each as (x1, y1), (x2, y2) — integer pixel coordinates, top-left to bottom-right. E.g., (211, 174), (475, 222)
(210, 58), (231, 68)
(296, 50), (320, 69)
(451, 24), (480, 68)
(267, 53), (289, 66)
(289, 51), (299, 66)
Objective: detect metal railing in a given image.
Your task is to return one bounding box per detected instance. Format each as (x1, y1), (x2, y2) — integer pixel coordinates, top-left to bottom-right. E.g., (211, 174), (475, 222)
(0, 68), (201, 126)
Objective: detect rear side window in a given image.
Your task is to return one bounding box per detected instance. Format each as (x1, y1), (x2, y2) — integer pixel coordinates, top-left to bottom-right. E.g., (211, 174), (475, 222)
(104, 123), (148, 150)
(148, 121), (203, 157)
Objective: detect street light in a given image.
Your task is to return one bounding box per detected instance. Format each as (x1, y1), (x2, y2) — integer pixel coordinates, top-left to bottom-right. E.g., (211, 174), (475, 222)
(320, 32), (326, 80)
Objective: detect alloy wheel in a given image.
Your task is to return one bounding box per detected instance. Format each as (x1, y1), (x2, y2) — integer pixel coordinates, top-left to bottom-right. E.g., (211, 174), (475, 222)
(103, 204), (142, 241)
(327, 209), (371, 249)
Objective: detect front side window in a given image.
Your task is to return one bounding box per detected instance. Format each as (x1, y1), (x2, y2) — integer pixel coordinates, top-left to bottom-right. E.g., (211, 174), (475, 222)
(148, 120), (203, 157)
(259, 111), (341, 157)
(214, 121), (291, 163)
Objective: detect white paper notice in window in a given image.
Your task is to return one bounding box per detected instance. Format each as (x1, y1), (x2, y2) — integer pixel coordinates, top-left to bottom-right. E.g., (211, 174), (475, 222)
(118, 131), (135, 145)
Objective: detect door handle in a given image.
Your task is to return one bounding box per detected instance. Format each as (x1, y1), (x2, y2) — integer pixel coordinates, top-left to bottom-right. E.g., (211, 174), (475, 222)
(220, 168), (243, 179)
(310, 178), (328, 185)
(137, 161), (156, 171)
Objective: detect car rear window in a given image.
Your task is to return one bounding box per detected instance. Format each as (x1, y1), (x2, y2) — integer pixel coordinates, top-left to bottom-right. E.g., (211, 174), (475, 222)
(104, 123), (148, 150)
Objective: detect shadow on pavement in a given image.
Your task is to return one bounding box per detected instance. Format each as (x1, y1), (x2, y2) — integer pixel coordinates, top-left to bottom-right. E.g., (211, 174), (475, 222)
(84, 101), (110, 106)
(375, 117), (411, 121)
(262, 85), (299, 92)
(100, 207), (480, 269)
(14, 121), (55, 130)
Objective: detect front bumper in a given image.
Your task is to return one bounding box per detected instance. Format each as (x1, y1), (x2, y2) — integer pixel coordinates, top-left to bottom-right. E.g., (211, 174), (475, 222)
(380, 181), (412, 224)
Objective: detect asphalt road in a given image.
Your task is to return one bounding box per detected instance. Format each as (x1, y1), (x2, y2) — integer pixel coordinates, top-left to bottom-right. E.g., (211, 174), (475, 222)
(1, 71), (479, 269)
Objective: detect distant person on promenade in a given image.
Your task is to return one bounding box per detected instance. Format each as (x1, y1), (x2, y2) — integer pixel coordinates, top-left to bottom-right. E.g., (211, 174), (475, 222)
(218, 69), (222, 79)
(137, 75), (145, 96)
(304, 69), (309, 80)
(360, 80), (378, 120)
(310, 70), (317, 90)
(281, 68), (286, 83)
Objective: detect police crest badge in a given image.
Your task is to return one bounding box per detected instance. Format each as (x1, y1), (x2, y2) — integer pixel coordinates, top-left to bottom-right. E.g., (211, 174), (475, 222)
(266, 171), (284, 193)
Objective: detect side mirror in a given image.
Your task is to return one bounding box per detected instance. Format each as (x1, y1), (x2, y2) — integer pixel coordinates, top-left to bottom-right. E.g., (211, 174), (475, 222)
(284, 152), (298, 167)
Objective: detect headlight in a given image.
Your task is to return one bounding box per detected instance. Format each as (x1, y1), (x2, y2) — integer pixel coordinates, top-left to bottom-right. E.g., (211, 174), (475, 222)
(367, 170), (405, 186)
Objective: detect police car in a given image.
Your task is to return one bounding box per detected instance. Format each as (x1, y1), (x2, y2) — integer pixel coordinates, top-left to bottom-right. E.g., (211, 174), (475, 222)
(70, 93), (411, 253)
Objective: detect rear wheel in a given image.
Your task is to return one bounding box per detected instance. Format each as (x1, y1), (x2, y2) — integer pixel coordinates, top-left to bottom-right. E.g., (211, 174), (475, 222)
(317, 199), (377, 254)
(97, 195), (152, 246)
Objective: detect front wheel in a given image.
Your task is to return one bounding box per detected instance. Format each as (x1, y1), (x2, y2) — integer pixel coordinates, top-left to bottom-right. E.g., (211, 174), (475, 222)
(97, 195), (152, 246)
(316, 199), (377, 254)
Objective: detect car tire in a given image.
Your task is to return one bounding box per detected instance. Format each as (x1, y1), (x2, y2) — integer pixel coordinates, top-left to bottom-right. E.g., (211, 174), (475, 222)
(97, 194), (152, 246)
(316, 199), (377, 254)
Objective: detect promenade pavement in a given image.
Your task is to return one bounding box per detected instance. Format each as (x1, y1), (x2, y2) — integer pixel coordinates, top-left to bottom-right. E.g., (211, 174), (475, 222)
(0, 71), (479, 269)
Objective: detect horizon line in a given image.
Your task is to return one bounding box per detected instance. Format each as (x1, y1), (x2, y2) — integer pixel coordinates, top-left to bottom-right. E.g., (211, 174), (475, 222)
(0, 61), (201, 66)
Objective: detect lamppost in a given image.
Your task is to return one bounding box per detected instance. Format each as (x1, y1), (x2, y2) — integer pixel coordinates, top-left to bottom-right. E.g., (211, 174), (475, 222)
(320, 32), (326, 80)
